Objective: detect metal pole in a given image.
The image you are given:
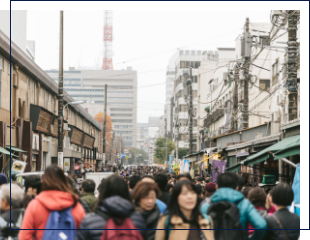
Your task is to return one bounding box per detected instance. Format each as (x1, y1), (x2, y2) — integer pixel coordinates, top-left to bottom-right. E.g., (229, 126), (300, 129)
(165, 118), (168, 164)
(242, 18), (250, 129)
(231, 63), (239, 132)
(57, 11), (64, 168)
(188, 67), (193, 155)
(102, 84), (107, 153)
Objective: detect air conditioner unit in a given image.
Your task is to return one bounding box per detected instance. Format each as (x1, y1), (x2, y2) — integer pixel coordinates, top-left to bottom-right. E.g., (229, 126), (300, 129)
(277, 94), (284, 106)
(273, 111), (280, 123)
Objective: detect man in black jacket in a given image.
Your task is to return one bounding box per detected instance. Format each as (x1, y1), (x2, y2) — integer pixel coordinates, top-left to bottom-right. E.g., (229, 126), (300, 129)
(154, 173), (171, 205)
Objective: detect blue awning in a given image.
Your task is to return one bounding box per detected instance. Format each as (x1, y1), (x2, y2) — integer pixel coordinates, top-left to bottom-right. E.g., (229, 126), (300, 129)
(236, 152), (249, 158)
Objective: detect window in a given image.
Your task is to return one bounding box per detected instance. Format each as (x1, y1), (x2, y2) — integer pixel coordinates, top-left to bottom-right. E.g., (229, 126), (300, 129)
(43, 89), (45, 108)
(0, 57), (3, 107)
(112, 119), (132, 123)
(0, 57), (4, 71)
(259, 36), (270, 46)
(259, 79), (270, 91)
(33, 82), (36, 104)
(288, 93), (298, 121)
(209, 80), (213, 93)
(272, 61), (279, 86)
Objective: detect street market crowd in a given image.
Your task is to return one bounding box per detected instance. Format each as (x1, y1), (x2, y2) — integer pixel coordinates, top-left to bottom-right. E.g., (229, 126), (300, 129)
(0, 164), (300, 240)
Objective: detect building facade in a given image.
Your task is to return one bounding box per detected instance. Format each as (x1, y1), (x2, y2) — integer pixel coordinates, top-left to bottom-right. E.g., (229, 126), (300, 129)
(0, 30), (103, 175)
(45, 67), (138, 148)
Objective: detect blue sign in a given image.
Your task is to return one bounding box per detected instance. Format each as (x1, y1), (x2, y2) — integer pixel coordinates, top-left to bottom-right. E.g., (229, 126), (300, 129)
(121, 154), (126, 158)
(169, 155), (172, 173)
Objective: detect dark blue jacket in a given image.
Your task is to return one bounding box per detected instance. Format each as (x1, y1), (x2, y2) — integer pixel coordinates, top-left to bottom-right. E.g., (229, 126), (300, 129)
(200, 188), (267, 240)
(76, 196), (146, 240)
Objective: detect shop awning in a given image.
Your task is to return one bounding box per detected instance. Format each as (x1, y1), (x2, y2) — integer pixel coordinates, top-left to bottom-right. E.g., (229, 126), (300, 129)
(243, 135), (300, 166)
(225, 163), (241, 173)
(273, 135), (300, 160)
(0, 147), (19, 157)
(6, 146), (27, 153)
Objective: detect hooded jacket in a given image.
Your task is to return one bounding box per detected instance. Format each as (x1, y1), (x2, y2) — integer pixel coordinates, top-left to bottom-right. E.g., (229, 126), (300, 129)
(19, 190), (85, 240)
(200, 188), (267, 240)
(76, 196), (146, 240)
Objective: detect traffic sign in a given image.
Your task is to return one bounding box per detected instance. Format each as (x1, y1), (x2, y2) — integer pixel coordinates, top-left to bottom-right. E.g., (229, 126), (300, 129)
(126, 156), (129, 159)
(121, 153), (126, 158)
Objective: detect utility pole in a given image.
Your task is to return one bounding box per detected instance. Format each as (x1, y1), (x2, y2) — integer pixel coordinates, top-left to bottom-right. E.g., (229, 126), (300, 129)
(57, 11), (64, 168)
(102, 84), (107, 153)
(174, 114), (179, 162)
(231, 63), (239, 132)
(164, 118), (168, 164)
(188, 67), (193, 155)
(286, 10), (299, 92)
(242, 18), (251, 129)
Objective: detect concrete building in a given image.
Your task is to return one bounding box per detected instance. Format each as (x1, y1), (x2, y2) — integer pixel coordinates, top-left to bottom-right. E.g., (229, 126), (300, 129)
(0, 11), (35, 61)
(45, 67), (138, 148)
(172, 49), (207, 151)
(164, 53), (178, 137)
(136, 123), (148, 150)
(0, 30), (103, 175)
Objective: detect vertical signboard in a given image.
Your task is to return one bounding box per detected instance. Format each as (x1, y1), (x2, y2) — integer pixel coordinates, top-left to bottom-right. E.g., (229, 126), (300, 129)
(58, 152), (63, 169)
(64, 158), (70, 172)
(184, 159), (190, 173)
(168, 155), (172, 173)
(211, 160), (226, 182)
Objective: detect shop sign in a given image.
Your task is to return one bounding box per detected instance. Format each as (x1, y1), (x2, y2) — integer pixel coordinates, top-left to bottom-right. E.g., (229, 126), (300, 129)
(70, 128), (84, 145)
(52, 117), (58, 137)
(83, 134), (95, 149)
(36, 109), (53, 133)
(22, 154), (27, 162)
(58, 152), (63, 169)
(64, 158), (70, 172)
(227, 141), (246, 147)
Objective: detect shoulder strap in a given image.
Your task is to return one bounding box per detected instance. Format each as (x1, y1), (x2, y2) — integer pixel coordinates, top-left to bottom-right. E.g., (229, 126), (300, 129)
(164, 215), (171, 240)
(271, 214), (290, 240)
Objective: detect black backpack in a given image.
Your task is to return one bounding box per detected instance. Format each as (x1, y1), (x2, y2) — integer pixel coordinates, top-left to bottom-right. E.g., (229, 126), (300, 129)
(207, 200), (247, 240)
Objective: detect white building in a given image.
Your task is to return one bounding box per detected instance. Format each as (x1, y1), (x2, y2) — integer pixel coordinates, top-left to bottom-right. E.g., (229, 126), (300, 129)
(45, 67), (138, 148)
(0, 10), (35, 61)
(172, 49), (207, 151)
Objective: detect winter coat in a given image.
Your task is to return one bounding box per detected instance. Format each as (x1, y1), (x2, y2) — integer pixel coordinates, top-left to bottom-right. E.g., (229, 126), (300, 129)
(76, 196), (146, 240)
(263, 208), (300, 240)
(80, 192), (97, 211)
(79, 199), (91, 214)
(0, 209), (24, 240)
(158, 190), (171, 205)
(155, 214), (214, 240)
(138, 205), (160, 240)
(19, 190), (85, 240)
(200, 188), (267, 240)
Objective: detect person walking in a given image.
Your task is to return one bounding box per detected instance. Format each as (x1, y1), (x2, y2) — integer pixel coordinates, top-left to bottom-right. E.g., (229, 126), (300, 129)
(11, 173), (22, 188)
(80, 179), (97, 211)
(155, 180), (214, 240)
(0, 183), (24, 240)
(204, 182), (216, 203)
(154, 173), (171, 205)
(22, 175), (42, 209)
(263, 183), (300, 240)
(76, 174), (146, 240)
(19, 165), (85, 240)
(132, 181), (161, 240)
(248, 187), (269, 238)
(200, 172), (267, 240)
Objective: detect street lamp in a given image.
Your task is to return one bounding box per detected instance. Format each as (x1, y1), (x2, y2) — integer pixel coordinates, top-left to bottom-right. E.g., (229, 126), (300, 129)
(63, 101), (85, 116)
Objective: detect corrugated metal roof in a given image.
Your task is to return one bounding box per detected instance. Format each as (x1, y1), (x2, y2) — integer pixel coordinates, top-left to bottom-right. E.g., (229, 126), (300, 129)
(0, 30), (102, 131)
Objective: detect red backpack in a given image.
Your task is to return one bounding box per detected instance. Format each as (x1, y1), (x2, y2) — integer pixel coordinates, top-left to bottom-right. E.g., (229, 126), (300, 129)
(96, 211), (144, 240)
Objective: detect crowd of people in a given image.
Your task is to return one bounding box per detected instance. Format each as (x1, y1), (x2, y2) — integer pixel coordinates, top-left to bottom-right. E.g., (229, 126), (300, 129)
(0, 165), (300, 240)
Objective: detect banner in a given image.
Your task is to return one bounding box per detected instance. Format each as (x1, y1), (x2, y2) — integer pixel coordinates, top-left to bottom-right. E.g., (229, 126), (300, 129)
(64, 158), (70, 172)
(168, 155), (172, 173)
(179, 160), (184, 174)
(184, 159), (190, 173)
(211, 160), (226, 182)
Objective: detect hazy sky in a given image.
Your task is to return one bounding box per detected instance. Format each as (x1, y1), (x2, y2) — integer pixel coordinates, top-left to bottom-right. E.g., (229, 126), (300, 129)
(27, 10), (271, 122)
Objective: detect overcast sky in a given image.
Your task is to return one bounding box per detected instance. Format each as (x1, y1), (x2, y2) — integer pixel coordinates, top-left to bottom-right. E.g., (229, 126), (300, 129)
(27, 10), (271, 123)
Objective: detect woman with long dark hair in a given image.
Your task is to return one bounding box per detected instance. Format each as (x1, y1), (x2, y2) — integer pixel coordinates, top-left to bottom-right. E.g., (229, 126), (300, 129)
(19, 165), (85, 240)
(76, 174), (146, 240)
(155, 180), (214, 240)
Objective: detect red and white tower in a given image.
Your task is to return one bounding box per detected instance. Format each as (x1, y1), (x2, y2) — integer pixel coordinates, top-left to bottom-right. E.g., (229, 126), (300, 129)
(101, 11), (113, 70)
